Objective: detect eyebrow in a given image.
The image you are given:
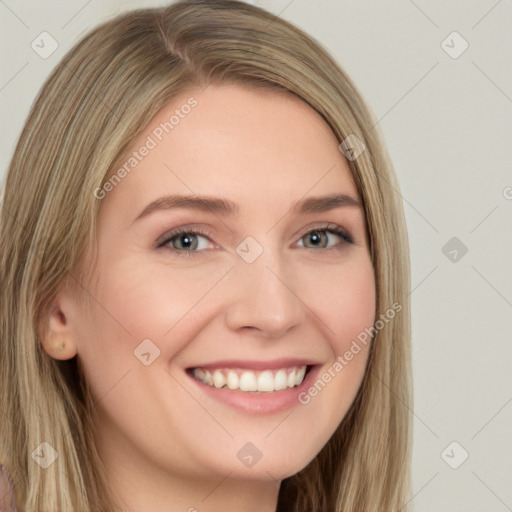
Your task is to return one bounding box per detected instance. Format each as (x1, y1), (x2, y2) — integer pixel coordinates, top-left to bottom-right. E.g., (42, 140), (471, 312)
(132, 193), (361, 223)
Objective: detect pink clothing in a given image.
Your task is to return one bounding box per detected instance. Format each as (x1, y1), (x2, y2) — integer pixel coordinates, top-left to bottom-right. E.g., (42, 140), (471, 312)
(0, 465), (17, 511)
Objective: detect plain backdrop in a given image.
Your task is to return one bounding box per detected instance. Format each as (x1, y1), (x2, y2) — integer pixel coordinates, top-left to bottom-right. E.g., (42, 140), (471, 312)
(1, 1), (511, 510)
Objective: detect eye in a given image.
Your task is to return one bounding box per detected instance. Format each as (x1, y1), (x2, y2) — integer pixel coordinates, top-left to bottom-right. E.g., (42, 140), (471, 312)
(297, 223), (354, 250)
(157, 227), (214, 256)
(157, 223), (354, 257)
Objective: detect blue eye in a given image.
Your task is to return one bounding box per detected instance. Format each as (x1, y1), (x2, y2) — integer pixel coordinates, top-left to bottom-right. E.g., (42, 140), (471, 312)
(158, 227), (213, 255)
(298, 226), (353, 249)
(157, 223), (353, 257)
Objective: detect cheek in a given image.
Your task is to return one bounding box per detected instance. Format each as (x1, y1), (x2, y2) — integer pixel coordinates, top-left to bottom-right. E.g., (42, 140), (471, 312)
(76, 258), (228, 363)
(301, 256), (375, 416)
(311, 254), (376, 350)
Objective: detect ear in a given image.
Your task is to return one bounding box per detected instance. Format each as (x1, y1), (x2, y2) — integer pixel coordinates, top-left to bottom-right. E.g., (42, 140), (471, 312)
(39, 291), (78, 361)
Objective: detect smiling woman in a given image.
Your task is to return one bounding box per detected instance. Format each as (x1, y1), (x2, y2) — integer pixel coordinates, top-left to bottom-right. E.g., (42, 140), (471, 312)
(0, 1), (412, 511)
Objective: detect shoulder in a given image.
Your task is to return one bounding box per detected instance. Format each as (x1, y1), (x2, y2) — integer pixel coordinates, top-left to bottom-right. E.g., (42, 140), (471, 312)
(0, 464), (18, 511)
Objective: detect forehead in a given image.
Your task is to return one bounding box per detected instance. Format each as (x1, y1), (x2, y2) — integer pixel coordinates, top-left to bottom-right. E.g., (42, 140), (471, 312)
(101, 84), (359, 220)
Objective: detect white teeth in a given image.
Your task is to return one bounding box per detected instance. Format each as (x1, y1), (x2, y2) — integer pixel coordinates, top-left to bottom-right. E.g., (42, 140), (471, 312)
(257, 370), (274, 392)
(274, 369), (288, 391)
(191, 365), (308, 393)
(226, 371), (239, 390)
(296, 366), (306, 384)
(239, 371), (258, 391)
(287, 369), (296, 388)
(212, 370), (226, 389)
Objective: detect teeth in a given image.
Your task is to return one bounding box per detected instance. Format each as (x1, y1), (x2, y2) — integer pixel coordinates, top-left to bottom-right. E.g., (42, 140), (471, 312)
(191, 365), (308, 393)
(239, 371), (258, 391)
(257, 370), (275, 392)
(274, 369), (288, 391)
(287, 369), (296, 388)
(226, 371), (239, 390)
(213, 370), (226, 389)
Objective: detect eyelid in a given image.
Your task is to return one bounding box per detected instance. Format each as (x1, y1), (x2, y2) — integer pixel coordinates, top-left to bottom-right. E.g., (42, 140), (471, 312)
(294, 222), (353, 245)
(155, 225), (214, 248)
(157, 222), (354, 255)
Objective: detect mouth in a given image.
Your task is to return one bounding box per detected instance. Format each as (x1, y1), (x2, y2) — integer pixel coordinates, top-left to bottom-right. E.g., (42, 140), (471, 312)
(184, 358), (322, 414)
(186, 365), (313, 393)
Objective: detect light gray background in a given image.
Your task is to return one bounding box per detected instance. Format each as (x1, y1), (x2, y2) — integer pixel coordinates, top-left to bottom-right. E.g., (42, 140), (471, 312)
(1, 1), (511, 510)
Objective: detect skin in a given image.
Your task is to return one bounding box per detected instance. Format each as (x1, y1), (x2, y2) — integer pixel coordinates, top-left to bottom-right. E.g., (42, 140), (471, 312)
(42, 84), (376, 512)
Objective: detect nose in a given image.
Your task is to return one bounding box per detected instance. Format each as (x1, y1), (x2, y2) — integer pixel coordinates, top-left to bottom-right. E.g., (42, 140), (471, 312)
(223, 246), (306, 339)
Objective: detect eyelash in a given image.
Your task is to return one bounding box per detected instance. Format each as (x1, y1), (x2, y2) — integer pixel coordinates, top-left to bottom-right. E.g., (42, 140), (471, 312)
(157, 223), (354, 257)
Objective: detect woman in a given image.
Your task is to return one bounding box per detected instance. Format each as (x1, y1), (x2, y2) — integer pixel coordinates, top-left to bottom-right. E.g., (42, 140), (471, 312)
(0, 1), (412, 510)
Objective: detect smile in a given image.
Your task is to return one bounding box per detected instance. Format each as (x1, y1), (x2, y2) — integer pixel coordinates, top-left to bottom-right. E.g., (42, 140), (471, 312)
(190, 365), (308, 393)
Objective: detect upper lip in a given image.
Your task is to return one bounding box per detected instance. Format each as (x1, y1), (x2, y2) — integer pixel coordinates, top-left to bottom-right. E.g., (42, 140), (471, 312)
(187, 358), (320, 372)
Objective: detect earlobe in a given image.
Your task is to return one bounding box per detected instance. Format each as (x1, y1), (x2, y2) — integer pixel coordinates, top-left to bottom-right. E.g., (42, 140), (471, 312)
(39, 330), (78, 360)
(43, 334), (77, 360)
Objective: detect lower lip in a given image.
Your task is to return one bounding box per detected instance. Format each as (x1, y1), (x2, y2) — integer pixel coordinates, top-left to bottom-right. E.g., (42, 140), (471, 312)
(186, 365), (322, 415)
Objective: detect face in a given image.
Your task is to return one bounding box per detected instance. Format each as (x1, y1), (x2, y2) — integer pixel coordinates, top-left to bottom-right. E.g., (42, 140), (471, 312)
(50, 84), (375, 501)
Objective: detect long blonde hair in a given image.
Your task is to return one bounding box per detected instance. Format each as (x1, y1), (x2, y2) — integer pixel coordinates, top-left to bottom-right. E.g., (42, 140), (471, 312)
(0, 1), (412, 510)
